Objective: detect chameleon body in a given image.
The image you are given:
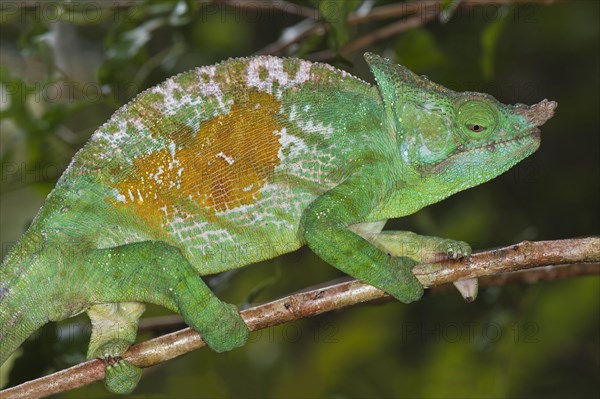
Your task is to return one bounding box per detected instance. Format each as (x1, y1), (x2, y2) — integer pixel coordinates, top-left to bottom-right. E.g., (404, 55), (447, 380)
(0, 53), (556, 393)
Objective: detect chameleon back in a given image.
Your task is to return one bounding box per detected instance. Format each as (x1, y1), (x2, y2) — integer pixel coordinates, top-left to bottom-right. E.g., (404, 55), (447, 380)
(43, 56), (387, 274)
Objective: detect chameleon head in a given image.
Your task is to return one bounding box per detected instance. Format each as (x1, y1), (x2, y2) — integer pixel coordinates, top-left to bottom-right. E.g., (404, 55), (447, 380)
(365, 52), (557, 193)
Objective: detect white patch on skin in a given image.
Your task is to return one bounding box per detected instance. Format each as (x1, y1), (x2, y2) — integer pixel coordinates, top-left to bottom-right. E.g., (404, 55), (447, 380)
(187, 228), (235, 250)
(419, 141), (433, 158)
(208, 180), (312, 230)
(195, 65), (229, 112)
(216, 151), (235, 165)
(92, 110), (160, 167)
(114, 190), (127, 203)
(287, 104), (334, 138)
(276, 127), (308, 161)
(272, 121), (339, 187)
(298, 119), (334, 137)
(161, 78), (182, 116)
(288, 104), (298, 121)
(246, 57), (312, 97)
(153, 166), (164, 184)
(247, 57), (284, 95)
(293, 60), (312, 85)
(399, 137), (415, 164)
(99, 119), (129, 146)
(141, 65), (231, 129)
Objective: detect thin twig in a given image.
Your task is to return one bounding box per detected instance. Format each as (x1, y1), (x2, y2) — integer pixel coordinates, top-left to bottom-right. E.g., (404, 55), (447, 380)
(308, 11), (438, 62)
(251, 0), (565, 59)
(220, 0), (318, 20)
(135, 262), (600, 333)
(347, 0), (440, 25)
(254, 20), (324, 56)
(3, 238), (598, 399)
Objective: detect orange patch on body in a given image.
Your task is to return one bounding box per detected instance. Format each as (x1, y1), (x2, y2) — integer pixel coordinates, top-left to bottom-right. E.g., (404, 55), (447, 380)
(109, 91), (283, 226)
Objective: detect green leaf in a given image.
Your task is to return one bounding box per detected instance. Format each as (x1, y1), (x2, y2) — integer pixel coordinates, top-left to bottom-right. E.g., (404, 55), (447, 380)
(394, 28), (445, 72)
(480, 5), (512, 80)
(312, 0), (360, 54)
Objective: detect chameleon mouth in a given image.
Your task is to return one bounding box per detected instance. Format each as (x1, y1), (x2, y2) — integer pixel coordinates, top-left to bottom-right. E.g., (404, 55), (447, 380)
(475, 128), (540, 153)
(425, 129), (540, 176)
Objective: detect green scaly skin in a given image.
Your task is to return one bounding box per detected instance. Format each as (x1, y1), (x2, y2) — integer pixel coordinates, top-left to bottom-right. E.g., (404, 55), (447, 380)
(0, 53), (556, 394)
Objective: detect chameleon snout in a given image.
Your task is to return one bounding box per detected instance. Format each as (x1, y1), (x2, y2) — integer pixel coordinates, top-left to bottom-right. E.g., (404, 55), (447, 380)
(517, 98), (558, 127)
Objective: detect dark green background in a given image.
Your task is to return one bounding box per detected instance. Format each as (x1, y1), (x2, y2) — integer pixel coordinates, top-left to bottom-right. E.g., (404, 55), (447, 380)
(0, 1), (598, 398)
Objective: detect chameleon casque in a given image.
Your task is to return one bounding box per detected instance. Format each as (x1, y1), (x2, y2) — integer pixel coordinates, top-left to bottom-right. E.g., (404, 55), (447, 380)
(0, 53), (556, 393)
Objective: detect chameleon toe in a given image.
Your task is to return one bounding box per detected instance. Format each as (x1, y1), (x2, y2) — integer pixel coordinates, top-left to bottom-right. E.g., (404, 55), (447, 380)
(439, 239), (472, 260)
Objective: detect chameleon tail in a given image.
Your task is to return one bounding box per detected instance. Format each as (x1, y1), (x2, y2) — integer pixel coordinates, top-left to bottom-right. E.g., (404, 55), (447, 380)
(0, 273), (51, 365)
(0, 230), (71, 365)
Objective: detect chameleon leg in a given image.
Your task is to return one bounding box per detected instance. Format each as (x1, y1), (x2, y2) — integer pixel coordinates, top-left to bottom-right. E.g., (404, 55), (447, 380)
(169, 266), (249, 354)
(87, 302), (145, 394)
(302, 168), (424, 303)
(371, 231), (477, 301)
(83, 241), (248, 393)
(351, 224), (476, 300)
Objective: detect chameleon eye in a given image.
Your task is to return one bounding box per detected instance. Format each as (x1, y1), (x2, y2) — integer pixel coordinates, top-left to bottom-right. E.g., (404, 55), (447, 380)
(468, 124), (484, 132)
(455, 99), (499, 140)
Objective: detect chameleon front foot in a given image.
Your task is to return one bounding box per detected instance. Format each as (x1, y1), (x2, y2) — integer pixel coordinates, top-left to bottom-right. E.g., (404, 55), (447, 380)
(371, 231), (471, 263)
(103, 357), (143, 395)
(429, 239), (478, 301)
(434, 238), (471, 260)
(86, 302), (145, 394)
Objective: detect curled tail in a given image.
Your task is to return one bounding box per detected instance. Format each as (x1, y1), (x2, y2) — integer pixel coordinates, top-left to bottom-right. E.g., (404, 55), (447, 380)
(0, 276), (50, 365)
(0, 230), (81, 365)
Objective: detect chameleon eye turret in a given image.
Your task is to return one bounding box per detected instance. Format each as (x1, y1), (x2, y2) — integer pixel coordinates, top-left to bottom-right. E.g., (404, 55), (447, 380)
(454, 98), (500, 141)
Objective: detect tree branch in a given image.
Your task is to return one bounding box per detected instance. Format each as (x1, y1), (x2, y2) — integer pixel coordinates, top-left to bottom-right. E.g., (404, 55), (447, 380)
(2, 238), (598, 399)
(250, 0), (565, 59)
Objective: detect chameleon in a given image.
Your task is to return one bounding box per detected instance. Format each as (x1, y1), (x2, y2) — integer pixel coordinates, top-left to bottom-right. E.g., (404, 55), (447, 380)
(0, 53), (556, 393)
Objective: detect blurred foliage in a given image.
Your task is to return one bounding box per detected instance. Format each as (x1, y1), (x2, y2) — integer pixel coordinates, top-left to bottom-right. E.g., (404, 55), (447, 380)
(0, 0), (598, 398)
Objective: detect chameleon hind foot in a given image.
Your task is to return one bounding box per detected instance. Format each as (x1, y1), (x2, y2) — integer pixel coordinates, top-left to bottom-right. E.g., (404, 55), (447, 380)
(86, 302), (145, 394)
(196, 302), (248, 353)
(104, 357), (143, 394)
(173, 274), (249, 353)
